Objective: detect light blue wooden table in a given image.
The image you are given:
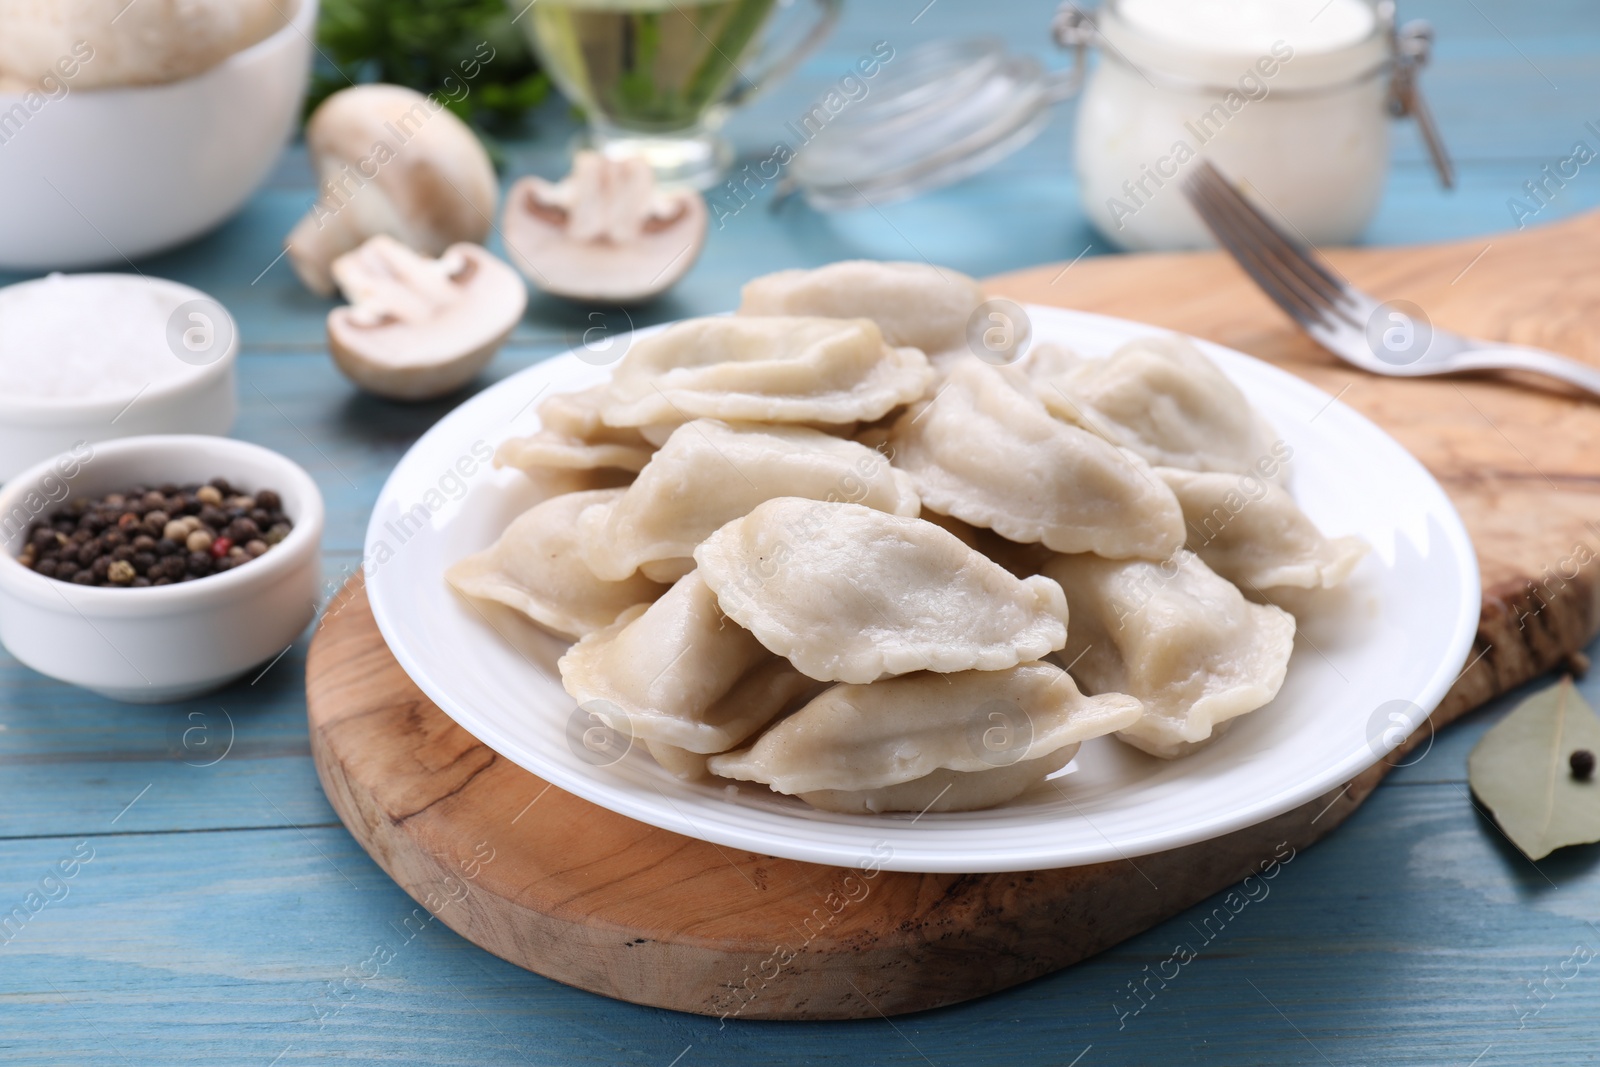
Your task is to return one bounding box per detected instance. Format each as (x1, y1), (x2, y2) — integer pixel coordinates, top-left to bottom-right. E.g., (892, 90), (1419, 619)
(5, 2), (1600, 1064)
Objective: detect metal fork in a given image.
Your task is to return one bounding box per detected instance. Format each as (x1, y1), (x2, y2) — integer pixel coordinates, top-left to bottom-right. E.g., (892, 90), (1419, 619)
(1180, 160), (1600, 400)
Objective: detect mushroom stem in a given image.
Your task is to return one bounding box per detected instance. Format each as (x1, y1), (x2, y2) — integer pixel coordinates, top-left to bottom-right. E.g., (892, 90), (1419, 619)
(286, 206), (368, 297)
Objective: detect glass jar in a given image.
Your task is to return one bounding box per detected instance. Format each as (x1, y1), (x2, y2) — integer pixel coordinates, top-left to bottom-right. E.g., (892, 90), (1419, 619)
(1062, 0), (1450, 250)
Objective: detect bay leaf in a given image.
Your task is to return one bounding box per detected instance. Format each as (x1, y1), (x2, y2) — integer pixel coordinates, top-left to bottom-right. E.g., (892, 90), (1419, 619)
(1468, 677), (1600, 860)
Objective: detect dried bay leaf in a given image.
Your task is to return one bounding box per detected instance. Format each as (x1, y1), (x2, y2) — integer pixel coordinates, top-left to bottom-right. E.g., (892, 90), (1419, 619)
(1468, 677), (1600, 861)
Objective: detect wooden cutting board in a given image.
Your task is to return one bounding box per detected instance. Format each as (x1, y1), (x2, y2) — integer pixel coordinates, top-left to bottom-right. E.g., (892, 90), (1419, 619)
(306, 211), (1600, 1021)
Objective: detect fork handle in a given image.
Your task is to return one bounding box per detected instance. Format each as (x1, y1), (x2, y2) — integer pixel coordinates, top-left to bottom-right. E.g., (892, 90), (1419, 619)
(1445, 347), (1600, 400)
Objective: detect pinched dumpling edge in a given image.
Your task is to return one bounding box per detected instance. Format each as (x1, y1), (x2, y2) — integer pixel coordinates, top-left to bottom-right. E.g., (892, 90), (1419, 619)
(707, 663), (1142, 799)
(444, 489), (665, 639)
(600, 316), (935, 428)
(577, 419), (922, 581)
(694, 498), (1069, 683)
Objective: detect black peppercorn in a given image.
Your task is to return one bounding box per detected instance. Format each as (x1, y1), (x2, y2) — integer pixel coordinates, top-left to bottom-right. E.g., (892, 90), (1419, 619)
(1572, 750), (1596, 781)
(226, 518), (259, 543)
(18, 479), (292, 587)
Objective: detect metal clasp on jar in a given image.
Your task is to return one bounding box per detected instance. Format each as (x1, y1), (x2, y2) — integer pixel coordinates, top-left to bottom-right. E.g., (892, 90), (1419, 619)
(1050, 0), (1455, 189)
(1381, 1), (1454, 187)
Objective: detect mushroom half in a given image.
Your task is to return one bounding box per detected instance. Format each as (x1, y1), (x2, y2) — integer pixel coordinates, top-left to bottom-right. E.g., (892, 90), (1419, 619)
(503, 151), (709, 303)
(287, 84), (497, 296)
(326, 236), (526, 402)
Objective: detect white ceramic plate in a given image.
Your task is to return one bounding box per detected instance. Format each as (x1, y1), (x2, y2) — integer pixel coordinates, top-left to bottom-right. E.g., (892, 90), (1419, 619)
(366, 306), (1480, 873)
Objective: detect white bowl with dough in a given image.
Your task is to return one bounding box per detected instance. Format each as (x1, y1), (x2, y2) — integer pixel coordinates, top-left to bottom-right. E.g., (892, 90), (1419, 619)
(0, 435), (324, 703)
(0, 0), (317, 271)
(0, 274), (239, 482)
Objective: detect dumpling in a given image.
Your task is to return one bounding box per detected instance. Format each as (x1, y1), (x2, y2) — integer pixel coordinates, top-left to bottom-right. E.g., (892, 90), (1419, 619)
(1017, 340), (1082, 381)
(1157, 467), (1368, 591)
(888, 359), (1185, 560)
(694, 498), (1069, 683)
(1043, 552), (1295, 759)
(921, 510), (1051, 579)
(445, 490), (664, 638)
(600, 316), (932, 428)
(559, 572), (820, 756)
(495, 384), (654, 474)
(737, 260), (984, 360)
(578, 419), (920, 581)
(643, 740), (715, 782)
(1036, 334), (1287, 479)
(707, 664), (1143, 813)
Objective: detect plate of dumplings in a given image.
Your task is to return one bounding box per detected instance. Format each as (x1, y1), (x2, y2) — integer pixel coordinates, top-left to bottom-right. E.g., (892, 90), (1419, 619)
(365, 260), (1480, 873)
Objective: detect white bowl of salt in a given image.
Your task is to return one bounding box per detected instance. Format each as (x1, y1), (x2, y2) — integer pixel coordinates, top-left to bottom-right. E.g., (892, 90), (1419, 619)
(0, 274), (238, 482)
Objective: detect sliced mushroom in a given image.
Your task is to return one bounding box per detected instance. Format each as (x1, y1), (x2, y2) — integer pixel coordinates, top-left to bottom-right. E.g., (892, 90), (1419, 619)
(287, 84), (497, 296)
(326, 236), (526, 401)
(502, 151), (708, 303)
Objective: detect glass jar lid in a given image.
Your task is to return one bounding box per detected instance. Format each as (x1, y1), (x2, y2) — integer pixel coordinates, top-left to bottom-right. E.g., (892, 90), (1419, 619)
(786, 38), (1068, 211)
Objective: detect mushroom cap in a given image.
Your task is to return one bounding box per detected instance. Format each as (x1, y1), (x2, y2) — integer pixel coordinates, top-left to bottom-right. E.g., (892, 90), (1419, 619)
(287, 83), (497, 295)
(326, 238), (527, 402)
(0, 0), (292, 88)
(502, 153), (709, 304)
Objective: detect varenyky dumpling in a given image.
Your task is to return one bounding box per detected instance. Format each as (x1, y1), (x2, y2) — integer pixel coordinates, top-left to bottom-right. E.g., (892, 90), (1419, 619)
(1043, 552), (1295, 759)
(1157, 467), (1368, 591)
(600, 316), (932, 429)
(695, 498), (1069, 683)
(559, 571), (820, 758)
(708, 663), (1143, 813)
(445, 490), (664, 638)
(495, 384), (655, 474)
(578, 419), (919, 581)
(921, 510), (1051, 580)
(737, 260), (985, 362)
(1036, 334), (1286, 479)
(888, 359), (1186, 560)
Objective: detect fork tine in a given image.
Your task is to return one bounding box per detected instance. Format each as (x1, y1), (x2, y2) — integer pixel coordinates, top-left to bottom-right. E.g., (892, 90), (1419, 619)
(1183, 160), (1351, 309)
(1183, 180), (1334, 332)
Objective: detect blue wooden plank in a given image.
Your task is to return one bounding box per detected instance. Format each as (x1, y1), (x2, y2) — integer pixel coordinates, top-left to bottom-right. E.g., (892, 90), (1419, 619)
(1, 775), (1596, 1066)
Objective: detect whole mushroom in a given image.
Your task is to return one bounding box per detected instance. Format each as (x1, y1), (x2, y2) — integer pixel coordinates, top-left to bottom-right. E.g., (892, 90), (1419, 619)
(326, 236), (526, 401)
(286, 84), (498, 296)
(502, 151), (708, 303)
(0, 0), (291, 88)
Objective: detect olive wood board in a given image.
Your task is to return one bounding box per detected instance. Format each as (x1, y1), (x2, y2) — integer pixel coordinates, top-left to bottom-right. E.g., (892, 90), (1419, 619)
(306, 212), (1600, 1020)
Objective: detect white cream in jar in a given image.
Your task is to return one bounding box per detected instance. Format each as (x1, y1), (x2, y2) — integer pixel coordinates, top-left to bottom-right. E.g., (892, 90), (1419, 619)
(1073, 0), (1394, 250)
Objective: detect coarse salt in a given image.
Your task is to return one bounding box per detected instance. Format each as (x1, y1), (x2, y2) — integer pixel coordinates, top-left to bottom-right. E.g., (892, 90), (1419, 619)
(0, 273), (207, 403)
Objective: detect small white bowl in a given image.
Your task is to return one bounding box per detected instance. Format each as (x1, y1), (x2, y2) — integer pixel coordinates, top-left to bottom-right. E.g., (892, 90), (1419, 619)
(0, 275), (239, 482)
(0, 0), (317, 270)
(0, 435), (323, 703)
